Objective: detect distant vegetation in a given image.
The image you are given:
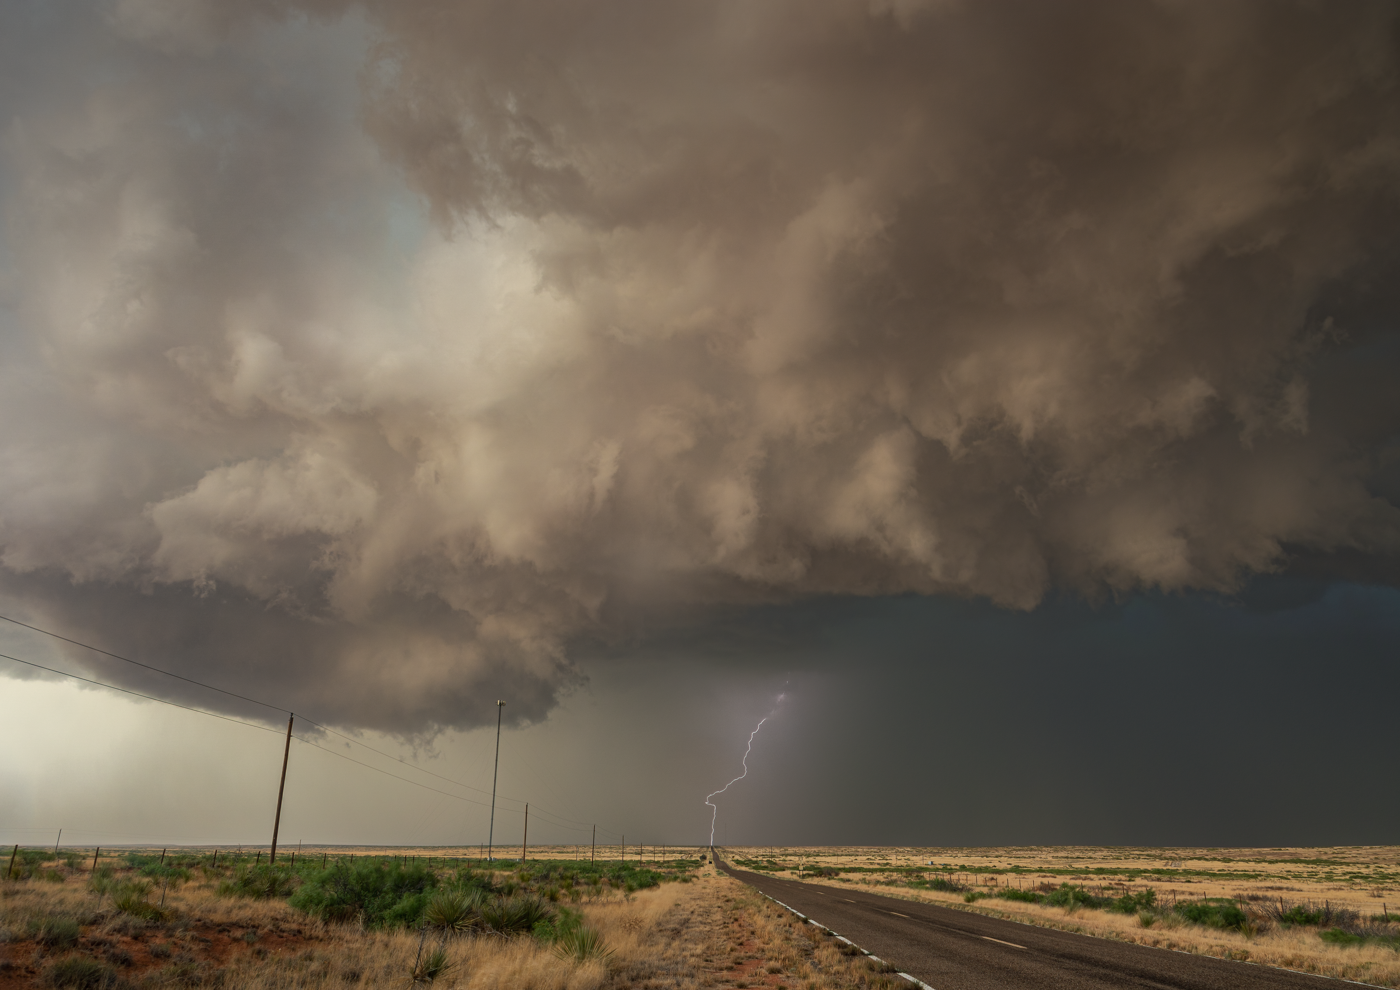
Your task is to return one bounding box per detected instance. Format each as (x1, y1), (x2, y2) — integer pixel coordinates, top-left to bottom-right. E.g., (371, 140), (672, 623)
(2, 846), (701, 986)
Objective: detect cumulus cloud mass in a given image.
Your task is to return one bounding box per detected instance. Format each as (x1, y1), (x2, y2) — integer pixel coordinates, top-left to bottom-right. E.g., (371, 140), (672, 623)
(3, 0), (1400, 731)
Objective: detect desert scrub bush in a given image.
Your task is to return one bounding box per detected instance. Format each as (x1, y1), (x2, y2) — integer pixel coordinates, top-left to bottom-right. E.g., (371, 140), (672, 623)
(1264, 900), (1361, 930)
(288, 860), (436, 927)
(88, 865), (118, 897)
(110, 880), (165, 922)
(42, 956), (124, 989)
(219, 863), (298, 900)
(994, 884), (1156, 915)
(912, 876), (966, 893)
(1175, 899), (1248, 932)
(1319, 926), (1400, 949)
(28, 915), (82, 949)
(479, 895), (554, 936)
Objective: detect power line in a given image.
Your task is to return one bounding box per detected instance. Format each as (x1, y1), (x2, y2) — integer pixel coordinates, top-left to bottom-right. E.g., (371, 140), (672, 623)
(2, 613), (556, 817)
(1, 616), (626, 841)
(289, 734), (498, 809)
(0, 613), (286, 714)
(0, 653), (283, 735)
(1, 649), (589, 822)
(296, 715), (506, 803)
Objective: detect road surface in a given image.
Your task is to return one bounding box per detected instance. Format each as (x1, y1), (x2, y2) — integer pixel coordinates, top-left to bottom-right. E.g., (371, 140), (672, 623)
(716, 858), (1345, 989)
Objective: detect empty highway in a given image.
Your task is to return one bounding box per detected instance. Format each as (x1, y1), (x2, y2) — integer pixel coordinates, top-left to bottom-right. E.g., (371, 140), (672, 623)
(717, 858), (1345, 989)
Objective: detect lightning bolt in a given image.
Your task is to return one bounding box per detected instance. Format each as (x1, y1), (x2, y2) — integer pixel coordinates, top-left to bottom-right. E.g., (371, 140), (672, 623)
(705, 714), (770, 846)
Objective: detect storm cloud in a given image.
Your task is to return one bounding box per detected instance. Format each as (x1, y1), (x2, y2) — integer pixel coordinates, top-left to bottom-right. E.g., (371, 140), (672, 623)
(3, 0), (1400, 732)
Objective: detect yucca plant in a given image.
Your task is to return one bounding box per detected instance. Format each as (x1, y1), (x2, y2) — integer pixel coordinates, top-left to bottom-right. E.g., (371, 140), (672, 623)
(480, 894), (553, 935)
(553, 924), (612, 963)
(422, 888), (484, 934)
(410, 946), (451, 985)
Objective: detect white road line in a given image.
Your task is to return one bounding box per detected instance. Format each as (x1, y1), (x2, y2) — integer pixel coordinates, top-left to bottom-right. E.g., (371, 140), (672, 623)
(753, 889), (940, 990)
(982, 936), (1026, 949)
(888, 911), (910, 918)
(844, 898), (857, 903)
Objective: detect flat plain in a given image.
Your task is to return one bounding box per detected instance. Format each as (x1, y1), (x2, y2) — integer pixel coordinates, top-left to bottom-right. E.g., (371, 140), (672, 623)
(725, 845), (1400, 987)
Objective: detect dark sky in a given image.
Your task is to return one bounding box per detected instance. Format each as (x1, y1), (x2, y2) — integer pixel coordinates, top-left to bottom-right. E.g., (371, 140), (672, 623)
(2, 1), (1399, 847)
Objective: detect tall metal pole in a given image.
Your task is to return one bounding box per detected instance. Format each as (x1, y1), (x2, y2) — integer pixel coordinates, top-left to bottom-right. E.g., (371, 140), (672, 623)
(591, 825), (595, 864)
(521, 804), (528, 863)
(270, 714), (293, 864)
(487, 701), (504, 861)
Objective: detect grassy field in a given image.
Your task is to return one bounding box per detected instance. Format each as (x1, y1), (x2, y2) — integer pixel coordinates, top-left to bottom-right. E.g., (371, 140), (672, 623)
(727, 845), (1400, 986)
(0, 845), (901, 990)
(1, 844), (698, 989)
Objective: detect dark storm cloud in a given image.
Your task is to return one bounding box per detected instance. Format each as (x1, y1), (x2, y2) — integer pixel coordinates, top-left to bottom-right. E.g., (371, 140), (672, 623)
(2, 0), (1400, 731)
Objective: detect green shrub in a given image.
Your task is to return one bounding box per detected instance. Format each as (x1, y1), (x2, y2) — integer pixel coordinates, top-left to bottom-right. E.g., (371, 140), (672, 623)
(997, 888), (1041, 904)
(288, 860), (437, 928)
(43, 956), (122, 989)
(110, 881), (165, 921)
(29, 915), (81, 949)
(913, 876), (966, 893)
(88, 866), (118, 897)
(1281, 905), (1327, 926)
(1108, 889), (1156, 914)
(1176, 899), (1247, 932)
(218, 864), (298, 900)
(1320, 928), (1363, 946)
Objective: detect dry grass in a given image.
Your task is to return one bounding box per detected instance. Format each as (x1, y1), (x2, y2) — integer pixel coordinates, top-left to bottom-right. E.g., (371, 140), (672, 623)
(0, 852), (690, 989)
(601, 858), (910, 990)
(726, 845), (1400, 988)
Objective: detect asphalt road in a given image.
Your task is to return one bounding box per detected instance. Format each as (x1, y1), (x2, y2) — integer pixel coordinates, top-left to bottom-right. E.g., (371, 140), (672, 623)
(716, 858), (1345, 989)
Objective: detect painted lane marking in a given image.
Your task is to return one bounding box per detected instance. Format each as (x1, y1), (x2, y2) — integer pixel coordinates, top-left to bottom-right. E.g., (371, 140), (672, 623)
(843, 898), (857, 903)
(888, 911), (910, 918)
(982, 936), (1026, 949)
(753, 891), (939, 990)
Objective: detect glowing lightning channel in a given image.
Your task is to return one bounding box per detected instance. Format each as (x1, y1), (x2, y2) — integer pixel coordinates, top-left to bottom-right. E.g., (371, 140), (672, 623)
(705, 715), (770, 846)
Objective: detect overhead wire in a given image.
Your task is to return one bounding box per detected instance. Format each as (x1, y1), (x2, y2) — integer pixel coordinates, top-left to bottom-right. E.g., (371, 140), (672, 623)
(0, 653), (284, 735)
(2, 613), (556, 817)
(0, 613), (286, 714)
(1, 620), (625, 841)
(1, 649), (593, 823)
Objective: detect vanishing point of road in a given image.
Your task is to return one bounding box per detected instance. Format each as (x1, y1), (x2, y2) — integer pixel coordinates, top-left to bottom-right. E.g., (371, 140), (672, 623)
(717, 858), (1344, 989)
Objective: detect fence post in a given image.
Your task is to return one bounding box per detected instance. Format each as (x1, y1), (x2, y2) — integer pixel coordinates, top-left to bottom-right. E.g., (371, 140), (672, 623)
(7, 844), (16, 880)
(92, 847), (101, 872)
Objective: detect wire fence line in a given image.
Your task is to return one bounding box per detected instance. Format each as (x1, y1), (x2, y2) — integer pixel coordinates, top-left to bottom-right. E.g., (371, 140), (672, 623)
(0, 615), (634, 846)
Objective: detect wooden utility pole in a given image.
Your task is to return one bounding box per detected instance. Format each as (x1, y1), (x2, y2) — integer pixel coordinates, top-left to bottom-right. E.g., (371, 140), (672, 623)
(488, 701), (504, 861)
(521, 804), (529, 863)
(270, 713), (294, 863)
